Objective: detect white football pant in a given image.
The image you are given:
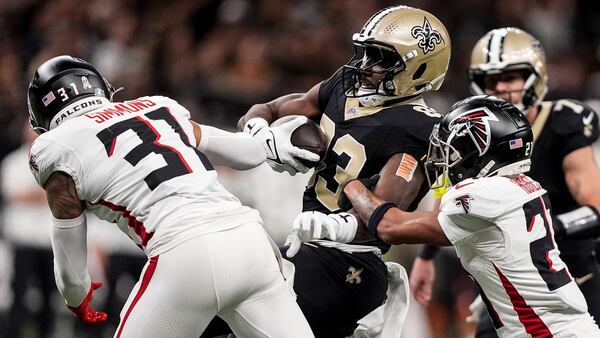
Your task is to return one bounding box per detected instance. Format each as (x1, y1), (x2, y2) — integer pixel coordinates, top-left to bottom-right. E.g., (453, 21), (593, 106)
(114, 222), (313, 338)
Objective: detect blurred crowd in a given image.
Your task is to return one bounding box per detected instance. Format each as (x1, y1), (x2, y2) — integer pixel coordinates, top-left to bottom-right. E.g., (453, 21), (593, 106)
(0, 0), (599, 337)
(1, 0), (599, 157)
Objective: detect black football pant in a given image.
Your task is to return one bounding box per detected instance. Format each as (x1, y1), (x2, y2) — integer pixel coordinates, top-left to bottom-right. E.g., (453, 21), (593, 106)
(6, 246), (56, 338)
(201, 242), (388, 338)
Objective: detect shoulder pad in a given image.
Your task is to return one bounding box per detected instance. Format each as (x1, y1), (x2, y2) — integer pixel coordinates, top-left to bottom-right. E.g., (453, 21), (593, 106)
(29, 136), (82, 188)
(384, 103), (442, 124)
(138, 95), (191, 119)
(409, 103), (443, 120)
(137, 95), (177, 106)
(318, 67), (346, 111)
(440, 176), (544, 219)
(550, 99), (598, 137)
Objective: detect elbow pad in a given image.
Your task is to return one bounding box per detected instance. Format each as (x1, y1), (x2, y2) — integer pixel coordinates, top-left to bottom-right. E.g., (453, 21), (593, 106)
(51, 213), (91, 307)
(552, 206), (600, 240)
(198, 125), (266, 170)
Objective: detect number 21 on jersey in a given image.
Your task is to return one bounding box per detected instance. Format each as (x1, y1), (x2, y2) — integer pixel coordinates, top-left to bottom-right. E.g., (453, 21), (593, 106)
(523, 194), (571, 290)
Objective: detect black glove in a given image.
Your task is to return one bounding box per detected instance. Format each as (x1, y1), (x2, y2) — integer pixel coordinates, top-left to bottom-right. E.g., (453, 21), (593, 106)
(552, 206), (600, 240)
(337, 174), (381, 211)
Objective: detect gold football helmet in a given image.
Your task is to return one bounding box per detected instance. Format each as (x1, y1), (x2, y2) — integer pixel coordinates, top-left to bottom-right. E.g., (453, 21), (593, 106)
(345, 6), (451, 107)
(469, 27), (548, 113)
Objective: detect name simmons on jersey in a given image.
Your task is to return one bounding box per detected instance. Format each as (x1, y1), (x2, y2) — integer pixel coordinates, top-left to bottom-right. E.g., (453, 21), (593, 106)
(85, 99), (158, 123)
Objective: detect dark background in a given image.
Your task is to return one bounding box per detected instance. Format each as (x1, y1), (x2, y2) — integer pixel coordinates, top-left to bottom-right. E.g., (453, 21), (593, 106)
(1, 1), (599, 338)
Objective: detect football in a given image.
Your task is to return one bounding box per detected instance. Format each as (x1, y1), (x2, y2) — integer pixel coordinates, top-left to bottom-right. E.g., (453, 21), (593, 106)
(272, 115), (328, 167)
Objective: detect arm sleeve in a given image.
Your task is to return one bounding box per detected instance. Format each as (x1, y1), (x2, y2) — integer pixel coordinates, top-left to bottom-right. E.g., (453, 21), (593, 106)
(197, 125), (267, 170)
(51, 213), (91, 307)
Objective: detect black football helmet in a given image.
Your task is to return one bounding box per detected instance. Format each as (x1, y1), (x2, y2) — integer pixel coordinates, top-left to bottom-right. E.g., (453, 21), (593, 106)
(426, 95), (533, 187)
(27, 55), (116, 134)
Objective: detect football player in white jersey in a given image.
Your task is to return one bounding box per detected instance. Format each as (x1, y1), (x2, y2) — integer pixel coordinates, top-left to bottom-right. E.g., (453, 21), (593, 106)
(26, 55), (315, 338)
(295, 96), (600, 337)
(412, 27), (600, 337)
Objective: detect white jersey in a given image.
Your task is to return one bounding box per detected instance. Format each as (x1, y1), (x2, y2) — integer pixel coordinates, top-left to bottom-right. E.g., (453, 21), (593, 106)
(439, 175), (598, 338)
(29, 95), (261, 257)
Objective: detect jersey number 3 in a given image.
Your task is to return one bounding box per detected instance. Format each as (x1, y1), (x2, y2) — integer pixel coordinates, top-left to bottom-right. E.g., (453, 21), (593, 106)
(96, 107), (212, 190)
(314, 115), (366, 210)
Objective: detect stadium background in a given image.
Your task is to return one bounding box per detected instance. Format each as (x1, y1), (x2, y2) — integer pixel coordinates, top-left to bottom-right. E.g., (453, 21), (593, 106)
(0, 0), (599, 337)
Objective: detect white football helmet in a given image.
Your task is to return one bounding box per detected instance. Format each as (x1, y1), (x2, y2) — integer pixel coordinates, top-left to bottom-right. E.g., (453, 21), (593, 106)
(469, 27), (548, 113)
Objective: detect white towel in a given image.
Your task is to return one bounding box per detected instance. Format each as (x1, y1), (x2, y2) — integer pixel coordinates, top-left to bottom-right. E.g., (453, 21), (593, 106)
(350, 261), (410, 338)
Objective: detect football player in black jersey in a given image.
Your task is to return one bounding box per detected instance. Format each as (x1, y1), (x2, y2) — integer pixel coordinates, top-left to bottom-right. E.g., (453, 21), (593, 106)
(412, 27), (600, 337)
(201, 5), (451, 338)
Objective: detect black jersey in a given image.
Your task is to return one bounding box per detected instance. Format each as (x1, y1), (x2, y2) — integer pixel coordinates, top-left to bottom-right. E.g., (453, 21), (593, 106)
(529, 99), (599, 274)
(302, 68), (440, 251)
(529, 99), (599, 214)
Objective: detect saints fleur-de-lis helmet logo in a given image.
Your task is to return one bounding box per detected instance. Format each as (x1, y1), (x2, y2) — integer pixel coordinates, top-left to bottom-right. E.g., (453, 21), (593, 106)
(411, 17), (443, 54)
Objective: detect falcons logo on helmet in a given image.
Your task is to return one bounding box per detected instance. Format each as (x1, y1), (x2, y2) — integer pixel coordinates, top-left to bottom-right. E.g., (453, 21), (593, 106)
(449, 106), (498, 156)
(455, 194), (473, 214)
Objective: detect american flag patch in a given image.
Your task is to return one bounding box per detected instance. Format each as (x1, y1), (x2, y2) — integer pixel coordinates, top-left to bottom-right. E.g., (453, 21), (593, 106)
(42, 91), (56, 106)
(509, 138), (523, 149)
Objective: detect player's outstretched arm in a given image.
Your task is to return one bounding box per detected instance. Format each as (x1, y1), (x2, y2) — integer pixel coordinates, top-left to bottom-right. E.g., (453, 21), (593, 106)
(349, 153), (450, 245)
(237, 83), (323, 131)
(235, 84), (324, 175)
(342, 177), (451, 246)
(190, 120), (266, 170)
(45, 171), (107, 324)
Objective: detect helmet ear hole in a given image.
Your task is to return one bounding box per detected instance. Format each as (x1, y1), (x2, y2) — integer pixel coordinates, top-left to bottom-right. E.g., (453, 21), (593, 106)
(413, 63), (427, 80)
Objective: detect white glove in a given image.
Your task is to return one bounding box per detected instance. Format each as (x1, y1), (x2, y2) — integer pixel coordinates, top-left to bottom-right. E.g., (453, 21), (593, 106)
(466, 295), (485, 323)
(285, 211), (358, 257)
(243, 117), (320, 175)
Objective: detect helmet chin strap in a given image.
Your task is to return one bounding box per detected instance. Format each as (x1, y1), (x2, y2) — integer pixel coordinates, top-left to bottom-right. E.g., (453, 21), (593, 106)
(110, 86), (124, 101)
(480, 159), (532, 178)
(476, 160), (496, 178)
(517, 73), (538, 114)
(356, 75), (401, 107)
(358, 94), (387, 107)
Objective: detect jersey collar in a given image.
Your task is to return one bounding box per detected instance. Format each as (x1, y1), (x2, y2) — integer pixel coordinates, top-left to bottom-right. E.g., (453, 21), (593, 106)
(343, 96), (427, 120)
(530, 101), (552, 142)
(49, 97), (110, 130)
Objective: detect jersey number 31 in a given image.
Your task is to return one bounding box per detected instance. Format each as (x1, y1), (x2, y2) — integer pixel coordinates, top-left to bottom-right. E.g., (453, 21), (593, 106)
(96, 107), (212, 190)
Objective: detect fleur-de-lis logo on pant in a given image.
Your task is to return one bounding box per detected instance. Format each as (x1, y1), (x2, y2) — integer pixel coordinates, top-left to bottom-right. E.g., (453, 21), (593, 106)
(346, 266), (363, 284)
(411, 17), (443, 54)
